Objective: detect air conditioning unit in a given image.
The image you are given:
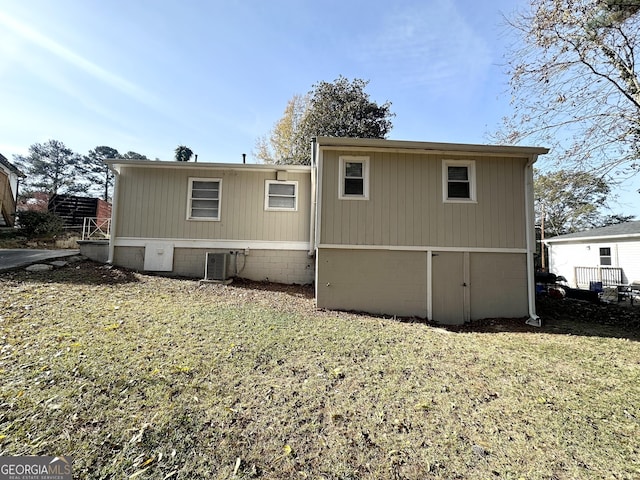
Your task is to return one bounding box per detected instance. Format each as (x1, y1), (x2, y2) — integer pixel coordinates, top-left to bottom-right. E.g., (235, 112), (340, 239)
(205, 252), (230, 281)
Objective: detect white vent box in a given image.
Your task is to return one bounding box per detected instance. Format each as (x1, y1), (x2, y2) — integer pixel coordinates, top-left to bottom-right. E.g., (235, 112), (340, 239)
(143, 242), (174, 272)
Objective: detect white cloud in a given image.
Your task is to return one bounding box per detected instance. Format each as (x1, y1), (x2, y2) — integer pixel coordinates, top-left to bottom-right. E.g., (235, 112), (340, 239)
(356, 0), (492, 96)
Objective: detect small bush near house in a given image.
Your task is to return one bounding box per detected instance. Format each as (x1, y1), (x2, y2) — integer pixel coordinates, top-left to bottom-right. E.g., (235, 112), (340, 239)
(16, 210), (64, 238)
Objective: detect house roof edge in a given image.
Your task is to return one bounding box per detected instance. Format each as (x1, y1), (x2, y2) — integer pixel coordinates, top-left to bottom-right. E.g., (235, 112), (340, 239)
(104, 159), (312, 172)
(314, 136), (549, 156)
(544, 221), (640, 243)
(0, 152), (25, 177)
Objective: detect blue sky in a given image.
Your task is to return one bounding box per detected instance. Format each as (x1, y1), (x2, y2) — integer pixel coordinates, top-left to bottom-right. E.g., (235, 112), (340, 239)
(0, 0), (637, 216)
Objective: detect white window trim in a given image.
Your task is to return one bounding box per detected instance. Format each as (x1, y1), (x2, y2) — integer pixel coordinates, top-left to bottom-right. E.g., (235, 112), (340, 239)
(264, 180), (298, 211)
(599, 246), (612, 266)
(338, 155), (370, 200)
(187, 177), (222, 221)
(442, 159), (477, 203)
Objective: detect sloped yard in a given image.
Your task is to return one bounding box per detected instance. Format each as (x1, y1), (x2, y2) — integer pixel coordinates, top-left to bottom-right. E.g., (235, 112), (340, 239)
(0, 261), (639, 479)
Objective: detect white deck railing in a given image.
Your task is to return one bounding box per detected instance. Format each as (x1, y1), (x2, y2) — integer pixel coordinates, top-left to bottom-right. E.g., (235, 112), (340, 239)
(82, 217), (111, 240)
(575, 266), (623, 287)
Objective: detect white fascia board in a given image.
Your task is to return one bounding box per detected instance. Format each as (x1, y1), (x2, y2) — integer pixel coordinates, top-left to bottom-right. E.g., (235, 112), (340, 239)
(315, 137), (549, 157)
(104, 159), (311, 173)
(545, 233), (640, 244)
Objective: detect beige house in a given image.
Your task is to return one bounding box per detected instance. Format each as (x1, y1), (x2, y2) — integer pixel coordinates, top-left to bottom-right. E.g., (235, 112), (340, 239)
(0, 153), (24, 227)
(106, 137), (547, 325)
(105, 160), (314, 285)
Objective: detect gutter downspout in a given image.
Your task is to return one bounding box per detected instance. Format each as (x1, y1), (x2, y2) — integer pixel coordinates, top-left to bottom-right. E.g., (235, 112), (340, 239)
(308, 137), (317, 257)
(107, 162), (120, 264)
(524, 155), (541, 327)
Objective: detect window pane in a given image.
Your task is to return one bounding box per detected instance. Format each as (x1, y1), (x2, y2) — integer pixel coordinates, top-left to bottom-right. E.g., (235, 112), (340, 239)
(345, 178), (364, 195)
(192, 181), (218, 190)
(191, 208), (218, 218)
(269, 196), (295, 208)
(448, 182), (470, 199)
(345, 162), (363, 178)
(600, 257), (612, 266)
(269, 183), (296, 196)
(448, 166), (468, 181)
(192, 189), (219, 199)
(191, 199), (217, 209)
(189, 180), (220, 219)
(599, 247), (611, 256)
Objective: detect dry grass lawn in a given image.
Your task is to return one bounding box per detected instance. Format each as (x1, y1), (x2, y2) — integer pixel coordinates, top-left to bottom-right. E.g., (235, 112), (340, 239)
(0, 261), (639, 479)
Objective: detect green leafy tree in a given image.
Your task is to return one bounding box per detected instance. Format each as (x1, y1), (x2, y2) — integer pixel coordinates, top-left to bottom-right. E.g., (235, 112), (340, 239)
(498, 0), (640, 176)
(175, 145), (193, 162)
(255, 77), (394, 165)
(121, 151), (148, 160)
(14, 140), (85, 197)
(535, 169), (616, 237)
(301, 76), (394, 142)
(81, 146), (120, 201)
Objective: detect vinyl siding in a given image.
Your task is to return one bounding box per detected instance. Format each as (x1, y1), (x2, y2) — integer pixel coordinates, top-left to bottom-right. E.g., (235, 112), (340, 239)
(319, 150), (527, 249)
(115, 165), (310, 242)
(549, 238), (640, 286)
(469, 253), (528, 319)
(317, 249), (528, 323)
(316, 249), (428, 318)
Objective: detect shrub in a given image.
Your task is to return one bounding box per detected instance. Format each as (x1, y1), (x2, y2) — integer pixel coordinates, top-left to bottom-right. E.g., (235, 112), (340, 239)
(17, 210), (64, 238)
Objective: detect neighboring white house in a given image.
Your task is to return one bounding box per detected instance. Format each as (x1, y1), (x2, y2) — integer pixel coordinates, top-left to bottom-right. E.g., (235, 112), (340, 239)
(545, 221), (640, 288)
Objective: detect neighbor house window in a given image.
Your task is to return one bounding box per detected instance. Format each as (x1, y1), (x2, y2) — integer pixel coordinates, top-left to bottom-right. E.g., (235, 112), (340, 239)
(265, 180), (298, 211)
(599, 247), (612, 266)
(339, 156), (369, 200)
(187, 178), (221, 221)
(442, 160), (476, 202)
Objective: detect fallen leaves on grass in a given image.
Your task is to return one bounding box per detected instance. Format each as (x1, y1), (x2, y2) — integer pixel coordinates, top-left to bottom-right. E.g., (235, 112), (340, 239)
(0, 261), (639, 479)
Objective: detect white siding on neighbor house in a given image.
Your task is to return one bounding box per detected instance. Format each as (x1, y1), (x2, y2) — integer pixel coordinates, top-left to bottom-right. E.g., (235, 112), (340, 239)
(618, 240), (640, 284)
(548, 238), (640, 286)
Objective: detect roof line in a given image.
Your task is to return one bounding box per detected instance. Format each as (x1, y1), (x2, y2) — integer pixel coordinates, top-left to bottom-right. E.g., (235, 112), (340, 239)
(314, 136), (549, 156)
(104, 159), (311, 172)
(545, 232), (640, 243)
(0, 152), (25, 176)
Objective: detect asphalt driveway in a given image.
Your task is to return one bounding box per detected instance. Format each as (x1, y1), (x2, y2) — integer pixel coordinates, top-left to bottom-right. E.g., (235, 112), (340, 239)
(0, 249), (80, 273)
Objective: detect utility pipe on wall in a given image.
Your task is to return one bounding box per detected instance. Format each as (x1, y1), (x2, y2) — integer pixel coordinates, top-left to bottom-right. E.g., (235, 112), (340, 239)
(524, 155), (542, 327)
(107, 163), (120, 264)
(308, 137), (317, 257)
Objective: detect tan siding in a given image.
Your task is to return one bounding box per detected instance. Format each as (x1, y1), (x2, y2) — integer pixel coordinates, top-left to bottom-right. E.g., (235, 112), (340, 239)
(116, 166), (310, 242)
(316, 249), (427, 317)
(470, 253), (528, 319)
(320, 151), (528, 249)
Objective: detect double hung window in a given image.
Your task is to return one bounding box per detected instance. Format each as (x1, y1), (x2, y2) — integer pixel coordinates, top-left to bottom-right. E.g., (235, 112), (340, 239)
(599, 247), (612, 266)
(339, 156), (369, 200)
(443, 160), (476, 202)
